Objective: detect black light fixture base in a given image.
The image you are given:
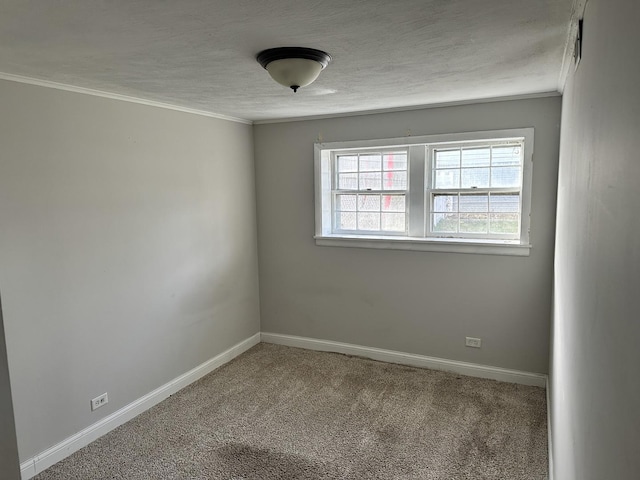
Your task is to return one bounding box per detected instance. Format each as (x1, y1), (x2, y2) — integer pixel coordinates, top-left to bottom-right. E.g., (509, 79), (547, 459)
(256, 47), (332, 70)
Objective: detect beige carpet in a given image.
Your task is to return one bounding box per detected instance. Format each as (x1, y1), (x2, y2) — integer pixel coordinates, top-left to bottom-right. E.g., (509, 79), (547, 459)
(35, 343), (548, 479)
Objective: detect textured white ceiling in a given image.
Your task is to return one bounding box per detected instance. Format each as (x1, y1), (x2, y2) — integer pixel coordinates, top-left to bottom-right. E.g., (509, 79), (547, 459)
(0, 0), (573, 122)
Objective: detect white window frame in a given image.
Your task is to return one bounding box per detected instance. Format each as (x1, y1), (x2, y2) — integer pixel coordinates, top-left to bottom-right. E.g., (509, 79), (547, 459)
(314, 129), (534, 256)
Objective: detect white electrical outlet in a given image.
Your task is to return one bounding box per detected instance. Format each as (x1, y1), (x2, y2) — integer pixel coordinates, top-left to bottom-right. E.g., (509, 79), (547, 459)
(91, 392), (108, 411)
(465, 337), (482, 348)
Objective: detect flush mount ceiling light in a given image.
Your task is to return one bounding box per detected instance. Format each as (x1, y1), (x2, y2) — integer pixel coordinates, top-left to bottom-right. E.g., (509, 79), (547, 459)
(256, 47), (331, 93)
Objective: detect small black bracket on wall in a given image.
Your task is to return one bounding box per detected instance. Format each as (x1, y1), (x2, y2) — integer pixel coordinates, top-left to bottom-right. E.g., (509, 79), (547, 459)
(574, 18), (584, 67)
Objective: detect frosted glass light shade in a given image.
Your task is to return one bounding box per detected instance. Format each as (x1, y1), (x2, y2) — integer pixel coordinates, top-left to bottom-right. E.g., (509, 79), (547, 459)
(257, 47), (331, 92)
(266, 58), (323, 91)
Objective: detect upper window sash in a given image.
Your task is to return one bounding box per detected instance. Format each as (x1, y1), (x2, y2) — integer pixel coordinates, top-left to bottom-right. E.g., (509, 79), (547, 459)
(428, 139), (524, 190)
(331, 148), (409, 191)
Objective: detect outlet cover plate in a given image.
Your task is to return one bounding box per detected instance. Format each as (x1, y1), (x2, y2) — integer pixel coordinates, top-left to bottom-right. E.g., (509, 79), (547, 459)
(465, 337), (482, 348)
(91, 392), (108, 411)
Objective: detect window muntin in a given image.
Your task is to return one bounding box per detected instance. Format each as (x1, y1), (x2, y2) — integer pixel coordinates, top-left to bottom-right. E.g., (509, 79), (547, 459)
(332, 150), (408, 234)
(315, 129), (533, 254)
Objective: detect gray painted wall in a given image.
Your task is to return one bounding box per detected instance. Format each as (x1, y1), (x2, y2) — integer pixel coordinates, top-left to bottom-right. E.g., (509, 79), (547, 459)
(0, 80), (260, 461)
(551, 0), (640, 478)
(0, 297), (20, 478)
(254, 97), (561, 374)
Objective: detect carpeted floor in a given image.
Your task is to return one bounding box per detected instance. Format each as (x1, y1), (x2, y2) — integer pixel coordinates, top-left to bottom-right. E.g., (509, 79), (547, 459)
(35, 343), (548, 479)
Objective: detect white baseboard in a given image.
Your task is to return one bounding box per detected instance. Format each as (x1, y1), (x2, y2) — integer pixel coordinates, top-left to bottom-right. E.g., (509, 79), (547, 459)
(546, 376), (553, 480)
(20, 332), (261, 479)
(19, 331), (547, 479)
(261, 332), (547, 388)
(19, 462), (35, 479)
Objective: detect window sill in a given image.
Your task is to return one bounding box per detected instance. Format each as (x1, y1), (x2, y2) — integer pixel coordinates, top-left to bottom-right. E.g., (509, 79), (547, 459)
(314, 235), (531, 256)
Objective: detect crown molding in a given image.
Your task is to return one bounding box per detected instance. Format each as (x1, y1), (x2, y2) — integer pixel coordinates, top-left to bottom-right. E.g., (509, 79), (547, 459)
(0, 72), (252, 125)
(0, 71), (563, 127)
(253, 91), (561, 125)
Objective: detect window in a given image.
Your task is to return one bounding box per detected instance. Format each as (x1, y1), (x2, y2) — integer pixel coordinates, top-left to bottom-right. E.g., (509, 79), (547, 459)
(315, 129), (533, 256)
(333, 150), (408, 234)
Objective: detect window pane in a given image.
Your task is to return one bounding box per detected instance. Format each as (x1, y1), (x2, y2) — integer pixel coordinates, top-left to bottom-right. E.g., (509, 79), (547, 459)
(462, 148), (490, 167)
(461, 168), (489, 188)
(432, 194), (459, 213)
(435, 149), (460, 169)
(338, 212), (356, 230)
(359, 172), (381, 190)
(359, 154), (381, 172)
(491, 167), (521, 187)
(492, 145), (521, 166)
(358, 212), (380, 230)
(489, 194), (520, 212)
(460, 213), (488, 233)
(434, 169), (460, 189)
(432, 213), (458, 233)
(337, 155), (358, 172)
(338, 173), (358, 190)
(382, 195), (405, 212)
(336, 194), (356, 211)
(490, 213), (519, 234)
(383, 152), (407, 171)
(459, 194), (488, 212)
(382, 213), (405, 232)
(382, 171), (407, 190)
(358, 194), (380, 212)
